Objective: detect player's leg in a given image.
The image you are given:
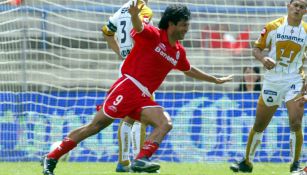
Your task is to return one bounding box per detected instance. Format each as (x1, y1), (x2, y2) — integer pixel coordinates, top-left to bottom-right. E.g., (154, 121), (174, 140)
(131, 121), (146, 158)
(286, 97), (304, 173)
(42, 109), (114, 175)
(284, 79), (304, 173)
(116, 116), (135, 172)
(131, 107), (172, 172)
(116, 117), (147, 173)
(230, 95), (278, 173)
(246, 101), (278, 163)
(246, 96), (279, 162)
(292, 96), (307, 174)
(131, 94), (156, 158)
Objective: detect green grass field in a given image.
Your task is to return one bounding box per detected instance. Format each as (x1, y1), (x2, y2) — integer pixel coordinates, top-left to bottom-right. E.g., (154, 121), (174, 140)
(0, 162), (294, 175)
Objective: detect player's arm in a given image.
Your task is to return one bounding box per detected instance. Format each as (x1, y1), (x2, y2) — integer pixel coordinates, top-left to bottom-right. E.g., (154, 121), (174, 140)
(253, 23), (276, 70)
(301, 50), (307, 95)
(253, 47), (275, 70)
(183, 66), (233, 84)
(295, 95), (307, 103)
(101, 25), (123, 60)
(103, 33), (123, 60)
(129, 0), (144, 33)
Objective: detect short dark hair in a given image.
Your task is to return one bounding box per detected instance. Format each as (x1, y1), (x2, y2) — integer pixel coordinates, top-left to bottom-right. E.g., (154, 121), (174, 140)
(158, 5), (191, 29)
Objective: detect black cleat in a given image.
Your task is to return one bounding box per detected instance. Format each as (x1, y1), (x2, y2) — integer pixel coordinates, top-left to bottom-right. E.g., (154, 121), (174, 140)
(41, 156), (58, 175)
(131, 157), (160, 173)
(230, 159), (253, 173)
(290, 161), (301, 173)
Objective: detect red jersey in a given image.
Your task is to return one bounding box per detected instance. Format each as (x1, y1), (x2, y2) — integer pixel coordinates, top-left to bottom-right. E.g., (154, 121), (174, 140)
(121, 25), (191, 94)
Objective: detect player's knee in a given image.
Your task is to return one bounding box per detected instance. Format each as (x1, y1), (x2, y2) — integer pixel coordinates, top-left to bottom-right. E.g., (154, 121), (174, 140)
(163, 111), (173, 131)
(166, 122), (173, 131)
(290, 122), (302, 131)
(122, 116), (135, 125)
(160, 120), (173, 132)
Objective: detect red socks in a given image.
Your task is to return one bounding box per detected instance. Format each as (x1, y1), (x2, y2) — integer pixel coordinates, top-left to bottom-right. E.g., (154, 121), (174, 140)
(47, 138), (158, 160)
(47, 138), (77, 160)
(136, 140), (159, 159)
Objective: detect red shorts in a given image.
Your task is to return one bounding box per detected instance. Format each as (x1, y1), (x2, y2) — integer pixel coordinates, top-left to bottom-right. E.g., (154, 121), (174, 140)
(97, 76), (160, 121)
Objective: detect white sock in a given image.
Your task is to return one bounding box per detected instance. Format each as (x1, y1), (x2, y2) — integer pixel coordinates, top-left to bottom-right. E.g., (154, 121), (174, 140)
(248, 131), (263, 162)
(131, 121), (143, 158)
(118, 121), (132, 163)
(290, 131), (296, 162)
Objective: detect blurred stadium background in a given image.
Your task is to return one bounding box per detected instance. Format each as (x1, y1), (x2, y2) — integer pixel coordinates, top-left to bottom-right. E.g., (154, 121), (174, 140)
(1, 0), (307, 168)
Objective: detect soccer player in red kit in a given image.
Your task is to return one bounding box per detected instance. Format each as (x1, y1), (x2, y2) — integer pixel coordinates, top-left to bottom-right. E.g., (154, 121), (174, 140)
(102, 0), (153, 172)
(41, 2), (233, 175)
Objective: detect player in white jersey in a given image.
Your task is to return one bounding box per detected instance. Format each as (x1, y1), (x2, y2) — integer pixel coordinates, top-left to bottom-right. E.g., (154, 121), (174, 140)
(230, 0), (307, 174)
(101, 0), (153, 172)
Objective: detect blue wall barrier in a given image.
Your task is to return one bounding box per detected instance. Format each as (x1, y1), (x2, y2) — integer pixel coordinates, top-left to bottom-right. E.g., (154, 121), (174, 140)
(1, 92), (307, 162)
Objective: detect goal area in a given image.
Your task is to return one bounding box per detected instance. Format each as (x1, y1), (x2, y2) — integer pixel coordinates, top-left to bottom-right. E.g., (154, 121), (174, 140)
(1, 0), (306, 163)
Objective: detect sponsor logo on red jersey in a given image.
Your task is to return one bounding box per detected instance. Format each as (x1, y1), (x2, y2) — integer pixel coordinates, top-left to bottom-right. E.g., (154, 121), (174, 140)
(155, 44), (178, 66)
(159, 43), (166, 51)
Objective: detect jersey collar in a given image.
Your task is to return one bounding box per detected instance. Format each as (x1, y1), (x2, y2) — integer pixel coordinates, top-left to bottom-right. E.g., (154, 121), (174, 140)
(285, 16), (302, 27)
(161, 29), (180, 49)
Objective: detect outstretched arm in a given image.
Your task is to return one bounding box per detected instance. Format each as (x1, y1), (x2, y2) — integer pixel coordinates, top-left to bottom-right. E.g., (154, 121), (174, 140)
(129, 0), (144, 33)
(183, 66), (233, 84)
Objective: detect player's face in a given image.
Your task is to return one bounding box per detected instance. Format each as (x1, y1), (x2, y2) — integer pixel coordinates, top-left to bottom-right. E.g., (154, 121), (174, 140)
(173, 20), (190, 40)
(287, 0), (307, 20)
(243, 68), (258, 83)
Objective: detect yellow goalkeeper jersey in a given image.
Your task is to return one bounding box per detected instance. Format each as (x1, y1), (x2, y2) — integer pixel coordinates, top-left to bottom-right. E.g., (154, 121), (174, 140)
(254, 16), (307, 75)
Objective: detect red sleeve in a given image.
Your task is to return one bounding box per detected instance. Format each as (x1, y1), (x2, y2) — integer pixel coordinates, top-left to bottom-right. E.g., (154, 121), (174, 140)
(130, 25), (159, 44)
(175, 47), (191, 71)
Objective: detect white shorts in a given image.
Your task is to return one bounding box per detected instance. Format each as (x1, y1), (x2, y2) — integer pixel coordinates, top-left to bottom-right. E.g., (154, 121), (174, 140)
(261, 72), (303, 106)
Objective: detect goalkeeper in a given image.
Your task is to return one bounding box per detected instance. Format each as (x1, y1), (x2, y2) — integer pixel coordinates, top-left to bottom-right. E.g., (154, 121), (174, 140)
(230, 0), (307, 173)
(102, 0), (153, 172)
(42, 2), (232, 175)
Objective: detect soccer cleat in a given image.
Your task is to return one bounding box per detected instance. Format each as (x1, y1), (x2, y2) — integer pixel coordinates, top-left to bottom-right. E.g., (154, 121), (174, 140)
(41, 156), (58, 175)
(230, 159), (253, 173)
(131, 157), (160, 173)
(147, 170), (160, 173)
(115, 163), (131, 172)
(290, 161), (302, 173)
